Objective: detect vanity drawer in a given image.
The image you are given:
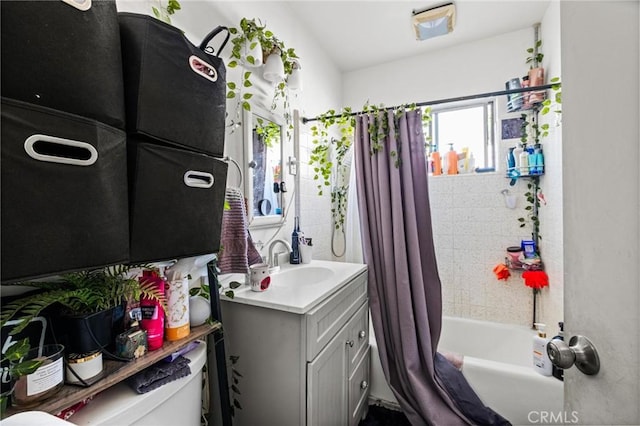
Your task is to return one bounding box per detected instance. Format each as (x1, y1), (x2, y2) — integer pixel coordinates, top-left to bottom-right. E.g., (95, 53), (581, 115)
(348, 349), (370, 426)
(346, 302), (369, 375)
(305, 271), (367, 361)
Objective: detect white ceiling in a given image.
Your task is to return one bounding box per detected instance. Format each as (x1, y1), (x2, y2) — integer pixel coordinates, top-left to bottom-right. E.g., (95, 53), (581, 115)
(287, 0), (551, 72)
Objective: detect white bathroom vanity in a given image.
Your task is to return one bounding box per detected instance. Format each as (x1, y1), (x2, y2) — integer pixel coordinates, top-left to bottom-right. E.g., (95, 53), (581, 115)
(220, 260), (369, 426)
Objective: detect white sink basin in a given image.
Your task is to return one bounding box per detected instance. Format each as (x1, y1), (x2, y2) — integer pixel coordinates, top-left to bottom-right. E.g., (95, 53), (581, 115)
(271, 266), (335, 287)
(220, 260), (367, 314)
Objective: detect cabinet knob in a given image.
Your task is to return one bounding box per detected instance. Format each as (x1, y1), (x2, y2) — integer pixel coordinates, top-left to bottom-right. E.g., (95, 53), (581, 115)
(358, 330), (366, 339)
(346, 340), (354, 347)
(360, 381), (368, 390)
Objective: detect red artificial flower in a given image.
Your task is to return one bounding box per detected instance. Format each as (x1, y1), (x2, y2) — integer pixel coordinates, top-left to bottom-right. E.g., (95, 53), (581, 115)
(522, 270), (549, 289)
(493, 263), (511, 281)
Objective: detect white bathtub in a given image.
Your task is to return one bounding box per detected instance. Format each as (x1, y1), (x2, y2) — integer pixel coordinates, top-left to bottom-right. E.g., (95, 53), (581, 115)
(369, 316), (564, 425)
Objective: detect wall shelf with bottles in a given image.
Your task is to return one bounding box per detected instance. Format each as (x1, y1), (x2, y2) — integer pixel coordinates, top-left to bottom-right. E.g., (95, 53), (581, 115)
(5, 322), (221, 417)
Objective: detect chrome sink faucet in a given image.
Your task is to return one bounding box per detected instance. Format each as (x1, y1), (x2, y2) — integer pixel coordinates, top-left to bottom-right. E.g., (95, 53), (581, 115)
(268, 239), (292, 269)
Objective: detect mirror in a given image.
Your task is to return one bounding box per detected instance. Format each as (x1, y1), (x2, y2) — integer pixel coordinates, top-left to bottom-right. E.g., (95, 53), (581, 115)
(243, 106), (285, 228)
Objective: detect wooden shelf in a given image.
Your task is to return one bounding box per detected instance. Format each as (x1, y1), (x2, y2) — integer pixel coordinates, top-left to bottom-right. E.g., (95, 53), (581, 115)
(6, 322), (221, 417)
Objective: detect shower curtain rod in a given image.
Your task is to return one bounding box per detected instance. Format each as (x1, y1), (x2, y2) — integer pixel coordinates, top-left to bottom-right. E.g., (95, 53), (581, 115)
(301, 82), (560, 124)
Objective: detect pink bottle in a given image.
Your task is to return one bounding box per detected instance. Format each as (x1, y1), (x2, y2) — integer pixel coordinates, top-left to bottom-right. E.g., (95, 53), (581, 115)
(139, 270), (166, 351)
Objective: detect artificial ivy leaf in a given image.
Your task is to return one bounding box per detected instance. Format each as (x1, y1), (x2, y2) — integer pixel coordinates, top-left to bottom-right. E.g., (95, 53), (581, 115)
(243, 93), (253, 100)
(242, 101), (251, 111)
(243, 80), (253, 88)
(227, 82), (237, 90)
(227, 91), (236, 99)
(228, 60), (238, 68)
(230, 281), (242, 289)
(12, 359), (43, 376)
(224, 290), (235, 299)
(246, 56), (255, 65)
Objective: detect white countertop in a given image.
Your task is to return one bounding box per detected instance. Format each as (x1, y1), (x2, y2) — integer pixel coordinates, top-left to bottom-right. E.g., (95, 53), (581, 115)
(218, 260), (367, 314)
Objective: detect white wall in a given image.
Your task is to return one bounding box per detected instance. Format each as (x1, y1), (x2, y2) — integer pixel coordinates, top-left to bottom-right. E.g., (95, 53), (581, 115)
(341, 24), (563, 327)
(116, 0), (342, 262)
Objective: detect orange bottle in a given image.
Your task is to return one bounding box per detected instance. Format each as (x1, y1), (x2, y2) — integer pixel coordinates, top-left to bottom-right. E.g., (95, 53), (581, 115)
(431, 152), (442, 175)
(446, 144), (458, 175)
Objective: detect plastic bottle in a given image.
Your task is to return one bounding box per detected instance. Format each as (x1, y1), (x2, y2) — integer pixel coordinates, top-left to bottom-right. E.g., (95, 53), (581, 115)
(139, 270), (166, 351)
(446, 144), (458, 175)
(507, 147), (516, 172)
(534, 144), (544, 174)
(519, 147), (530, 175)
(468, 153), (476, 173)
(513, 145), (524, 173)
(458, 147), (469, 173)
(431, 151), (442, 176)
(290, 216), (301, 264)
(533, 323), (553, 376)
(550, 322), (564, 381)
(165, 276), (190, 341)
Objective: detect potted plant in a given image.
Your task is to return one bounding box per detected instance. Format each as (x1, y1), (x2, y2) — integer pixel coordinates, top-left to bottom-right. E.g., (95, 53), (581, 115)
(0, 265), (167, 354)
(0, 338), (43, 417)
(226, 17), (300, 113)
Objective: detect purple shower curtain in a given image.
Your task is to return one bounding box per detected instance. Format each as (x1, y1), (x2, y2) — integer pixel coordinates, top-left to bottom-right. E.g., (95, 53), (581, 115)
(354, 109), (509, 426)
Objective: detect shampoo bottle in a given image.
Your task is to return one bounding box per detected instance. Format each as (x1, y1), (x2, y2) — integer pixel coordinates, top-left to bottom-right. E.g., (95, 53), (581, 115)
(446, 144), (458, 175)
(533, 323), (553, 376)
(507, 147), (516, 172)
(519, 147), (530, 175)
(431, 151), (442, 176)
(534, 144), (544, 174)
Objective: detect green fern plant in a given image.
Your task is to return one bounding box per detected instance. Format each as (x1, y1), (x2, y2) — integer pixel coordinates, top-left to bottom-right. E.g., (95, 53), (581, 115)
(0, 265), (167, 335)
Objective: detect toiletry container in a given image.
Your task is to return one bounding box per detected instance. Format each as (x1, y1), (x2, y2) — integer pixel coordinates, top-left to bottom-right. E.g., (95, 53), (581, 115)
(165, 276), (190, 341)
(431, 151), (442, 175)
(513, 145), (524, 173)
(518, 147), (530, 175)
(446, 144), (458, 175)
(533, 323), (553, 376)
(139, 270), (166, 351)
(506, 147), (516, 172)
(67, 340), (208, 426)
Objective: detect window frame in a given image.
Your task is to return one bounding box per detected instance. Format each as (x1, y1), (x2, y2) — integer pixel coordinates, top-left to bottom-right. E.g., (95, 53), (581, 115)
(423, 99), (496, 170)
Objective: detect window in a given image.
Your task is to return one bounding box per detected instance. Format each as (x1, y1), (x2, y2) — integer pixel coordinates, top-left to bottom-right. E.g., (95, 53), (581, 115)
(423, 100), (495, 171)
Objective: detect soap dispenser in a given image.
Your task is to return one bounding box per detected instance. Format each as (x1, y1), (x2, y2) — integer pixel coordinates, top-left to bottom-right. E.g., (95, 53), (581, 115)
(533, 323), (553, 376)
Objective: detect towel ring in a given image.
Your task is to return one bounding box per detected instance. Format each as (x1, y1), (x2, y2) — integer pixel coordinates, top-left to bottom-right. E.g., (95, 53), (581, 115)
(222, 156), (243, 189)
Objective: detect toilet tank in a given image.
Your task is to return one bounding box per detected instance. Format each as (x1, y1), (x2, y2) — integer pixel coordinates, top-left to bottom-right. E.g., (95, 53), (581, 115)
(68, 340), (207, 426)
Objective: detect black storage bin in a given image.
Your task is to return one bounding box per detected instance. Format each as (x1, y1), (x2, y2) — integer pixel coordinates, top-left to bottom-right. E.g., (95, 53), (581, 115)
(119, 13), (229, 157)
(1, 98), (130, 283)
(1, 0), (126, 130)
(128, 141), (228, 263)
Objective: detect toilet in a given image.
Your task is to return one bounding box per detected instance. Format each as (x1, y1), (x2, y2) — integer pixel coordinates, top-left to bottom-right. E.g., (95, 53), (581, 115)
(67, 340), (207, 425)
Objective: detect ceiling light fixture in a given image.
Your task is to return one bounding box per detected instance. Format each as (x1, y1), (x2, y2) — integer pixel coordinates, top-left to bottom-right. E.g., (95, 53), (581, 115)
(412, 3), (456, 41)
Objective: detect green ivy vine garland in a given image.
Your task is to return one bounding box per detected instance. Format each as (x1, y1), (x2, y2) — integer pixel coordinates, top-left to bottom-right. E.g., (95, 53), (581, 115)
(308, 104), (432, 233)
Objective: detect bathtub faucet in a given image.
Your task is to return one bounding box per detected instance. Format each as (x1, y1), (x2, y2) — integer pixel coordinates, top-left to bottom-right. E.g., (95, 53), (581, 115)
(268, 239), (292, 270)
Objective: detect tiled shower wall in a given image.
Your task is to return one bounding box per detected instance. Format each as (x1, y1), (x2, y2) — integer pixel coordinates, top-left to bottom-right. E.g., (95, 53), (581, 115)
(429, 171), (559, 327)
